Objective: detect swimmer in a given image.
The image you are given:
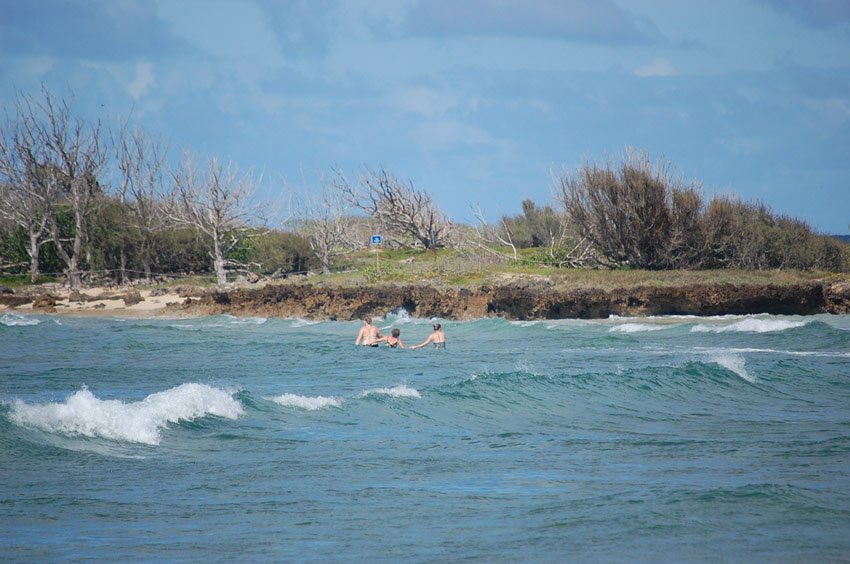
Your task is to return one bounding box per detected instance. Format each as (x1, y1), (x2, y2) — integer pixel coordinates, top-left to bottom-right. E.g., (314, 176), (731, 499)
(411, 323), (446, 350)
(355, 317), (382, 347)
(385, 328), (405, 349)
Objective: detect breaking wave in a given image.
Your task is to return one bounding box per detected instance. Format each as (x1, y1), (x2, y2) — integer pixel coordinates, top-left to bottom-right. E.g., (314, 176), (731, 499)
(267, 393), (342, 410)
(9, 383), (243, 445)
(691, 317), (808, 334)
(708, 353), (754, 382)
(1, 312), (41, 327)
(360, 384), (421, 399)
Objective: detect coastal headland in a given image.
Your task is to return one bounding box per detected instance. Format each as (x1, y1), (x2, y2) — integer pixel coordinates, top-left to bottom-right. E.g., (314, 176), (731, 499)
(3, 278), (849, 320)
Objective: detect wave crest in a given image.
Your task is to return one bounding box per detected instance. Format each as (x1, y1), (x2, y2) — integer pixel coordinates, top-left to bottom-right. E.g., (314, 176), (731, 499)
(360, 384), (421, 399)
(9, 383), (243, 445)
(709, 353), (754, 382)
(1, 312), (41, 327)
(267, 393), (342, 410)
(609, 323), (666, 333)
(691, 317), (807, 334)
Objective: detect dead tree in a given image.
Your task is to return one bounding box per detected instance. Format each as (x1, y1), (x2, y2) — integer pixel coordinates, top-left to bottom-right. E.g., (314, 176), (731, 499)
(340, 167), (452, 249)
(168, 154), (266, 286)
(114, 124), (168, 282)
(296, 173), (357, 273)
(0, 93), (62, 282)
(0, 88), (106, 288)
(470, 204), (518, 262)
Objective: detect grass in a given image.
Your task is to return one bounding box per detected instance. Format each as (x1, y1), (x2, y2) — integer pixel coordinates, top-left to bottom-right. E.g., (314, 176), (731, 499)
(6, 248), (846, 292)
(0, 274), (59, 288)
(298, 248), (846, 291)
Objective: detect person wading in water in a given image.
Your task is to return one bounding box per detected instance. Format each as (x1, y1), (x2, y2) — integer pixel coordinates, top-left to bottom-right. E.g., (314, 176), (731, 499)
(355, 317), (383, 347)
(411, 323), (446, 350)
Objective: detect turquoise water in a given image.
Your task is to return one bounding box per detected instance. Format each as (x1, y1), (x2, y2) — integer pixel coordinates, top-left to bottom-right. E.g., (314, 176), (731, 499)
(2, 310), (850, 561)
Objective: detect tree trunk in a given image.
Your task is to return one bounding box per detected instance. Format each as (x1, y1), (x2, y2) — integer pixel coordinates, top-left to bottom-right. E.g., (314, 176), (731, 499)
(119, 248), (128, 285)
(213, 237), (227, 286)
(28, 227), (40, 283)
(66, 255), (82, 289)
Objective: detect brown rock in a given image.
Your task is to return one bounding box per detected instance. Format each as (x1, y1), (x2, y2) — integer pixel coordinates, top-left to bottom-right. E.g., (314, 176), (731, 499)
(123, 289), (144, 306)
(0, 295), (31, 307)
(32, 294), (57, 308)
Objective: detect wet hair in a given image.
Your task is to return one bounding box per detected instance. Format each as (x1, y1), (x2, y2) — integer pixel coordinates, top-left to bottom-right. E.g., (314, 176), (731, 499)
(391, 328), (400, 337)
(433, 323), (441, 330)
(364, 317), (372, 324)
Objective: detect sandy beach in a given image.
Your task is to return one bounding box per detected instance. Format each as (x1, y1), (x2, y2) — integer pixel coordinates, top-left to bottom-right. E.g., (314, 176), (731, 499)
(4, 287), (189, 317)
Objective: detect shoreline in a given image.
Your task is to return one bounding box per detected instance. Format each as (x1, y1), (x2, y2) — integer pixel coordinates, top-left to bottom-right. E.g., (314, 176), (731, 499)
(3, 278), (849, 320)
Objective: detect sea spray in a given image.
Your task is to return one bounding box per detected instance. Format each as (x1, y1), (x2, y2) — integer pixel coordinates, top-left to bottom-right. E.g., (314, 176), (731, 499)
(9, 383), (243, 445)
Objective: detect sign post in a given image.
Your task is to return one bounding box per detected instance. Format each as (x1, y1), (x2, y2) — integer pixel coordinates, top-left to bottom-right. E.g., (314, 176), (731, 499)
(371, 235), (383, 274)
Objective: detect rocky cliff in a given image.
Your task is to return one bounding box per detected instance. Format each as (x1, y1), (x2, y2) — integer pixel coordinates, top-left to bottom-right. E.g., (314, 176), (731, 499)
(172, 280), (850, 320)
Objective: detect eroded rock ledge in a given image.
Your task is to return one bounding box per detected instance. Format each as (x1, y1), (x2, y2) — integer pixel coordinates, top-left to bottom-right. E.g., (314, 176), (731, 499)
(173, 281), (850, 320)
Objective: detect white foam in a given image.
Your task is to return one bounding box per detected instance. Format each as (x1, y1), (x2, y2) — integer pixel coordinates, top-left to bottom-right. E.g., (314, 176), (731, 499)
(289, 317), (320, 328)
(691, 317), (807, 334)
(385, 307), (412, 323)
(1, 312), (41, 326)
(267, 393), (342, 410)
(609, 323), (666, 333)
(224, 315), (267, 325)
(509, 320), (540, 327)
(694, 346), (848, 358)
(360, 384), (421, 399)
(709, 353), (754, 382)
(9, 383), (243, 445)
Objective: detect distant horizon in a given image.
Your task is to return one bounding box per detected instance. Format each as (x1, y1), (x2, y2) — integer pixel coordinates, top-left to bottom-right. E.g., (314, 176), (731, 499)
(2, 0), (848, 234)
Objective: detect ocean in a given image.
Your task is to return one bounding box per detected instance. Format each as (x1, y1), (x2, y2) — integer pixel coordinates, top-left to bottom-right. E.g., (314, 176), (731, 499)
(2, 310), (849, 561)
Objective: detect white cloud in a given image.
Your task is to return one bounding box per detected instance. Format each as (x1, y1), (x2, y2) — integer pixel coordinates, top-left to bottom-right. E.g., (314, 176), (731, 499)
(634, 57), (676, 77)
(128, 61), (155, 100)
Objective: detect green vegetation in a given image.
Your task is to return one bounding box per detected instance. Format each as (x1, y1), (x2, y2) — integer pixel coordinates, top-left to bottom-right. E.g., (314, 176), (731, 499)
(0, 88), (846, 290)
(299, 246), (843, 291)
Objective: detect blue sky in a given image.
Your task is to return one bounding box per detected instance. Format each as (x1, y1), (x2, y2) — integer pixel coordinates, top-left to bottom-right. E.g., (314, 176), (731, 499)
(1, 0), (848, 233)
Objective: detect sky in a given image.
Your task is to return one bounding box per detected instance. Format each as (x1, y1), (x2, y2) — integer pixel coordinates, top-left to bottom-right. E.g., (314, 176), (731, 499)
(1, 0), (848, 234)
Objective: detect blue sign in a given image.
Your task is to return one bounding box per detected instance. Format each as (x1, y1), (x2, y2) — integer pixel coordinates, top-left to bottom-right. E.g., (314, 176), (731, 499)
(371, 235), (383, 245)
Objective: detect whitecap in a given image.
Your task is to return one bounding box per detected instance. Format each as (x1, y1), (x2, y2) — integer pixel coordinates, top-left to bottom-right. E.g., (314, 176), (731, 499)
(691, 317), (807, 334)
(290, 317), (320, 328)
(1, 312), (41, 327)
(609, 323), (666, 333)
(224, 315), (267, 325)
(360, 384), (421, 399)
(9, 383), (243, 445)
(509, 320), (540, 327)
(709, 353), (754, 383)
(267, 393), (342, 410)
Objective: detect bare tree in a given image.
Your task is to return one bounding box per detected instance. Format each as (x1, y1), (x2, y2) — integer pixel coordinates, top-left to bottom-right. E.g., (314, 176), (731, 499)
(167, 154), (266, 286)
(114, 124), (168, 282)
(295, 173), (358, 273)
(0, 88), (106, 288)
(339, 167), (452, 249)
(0, 94), (58, 281)
(470, 204), (518, 261)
